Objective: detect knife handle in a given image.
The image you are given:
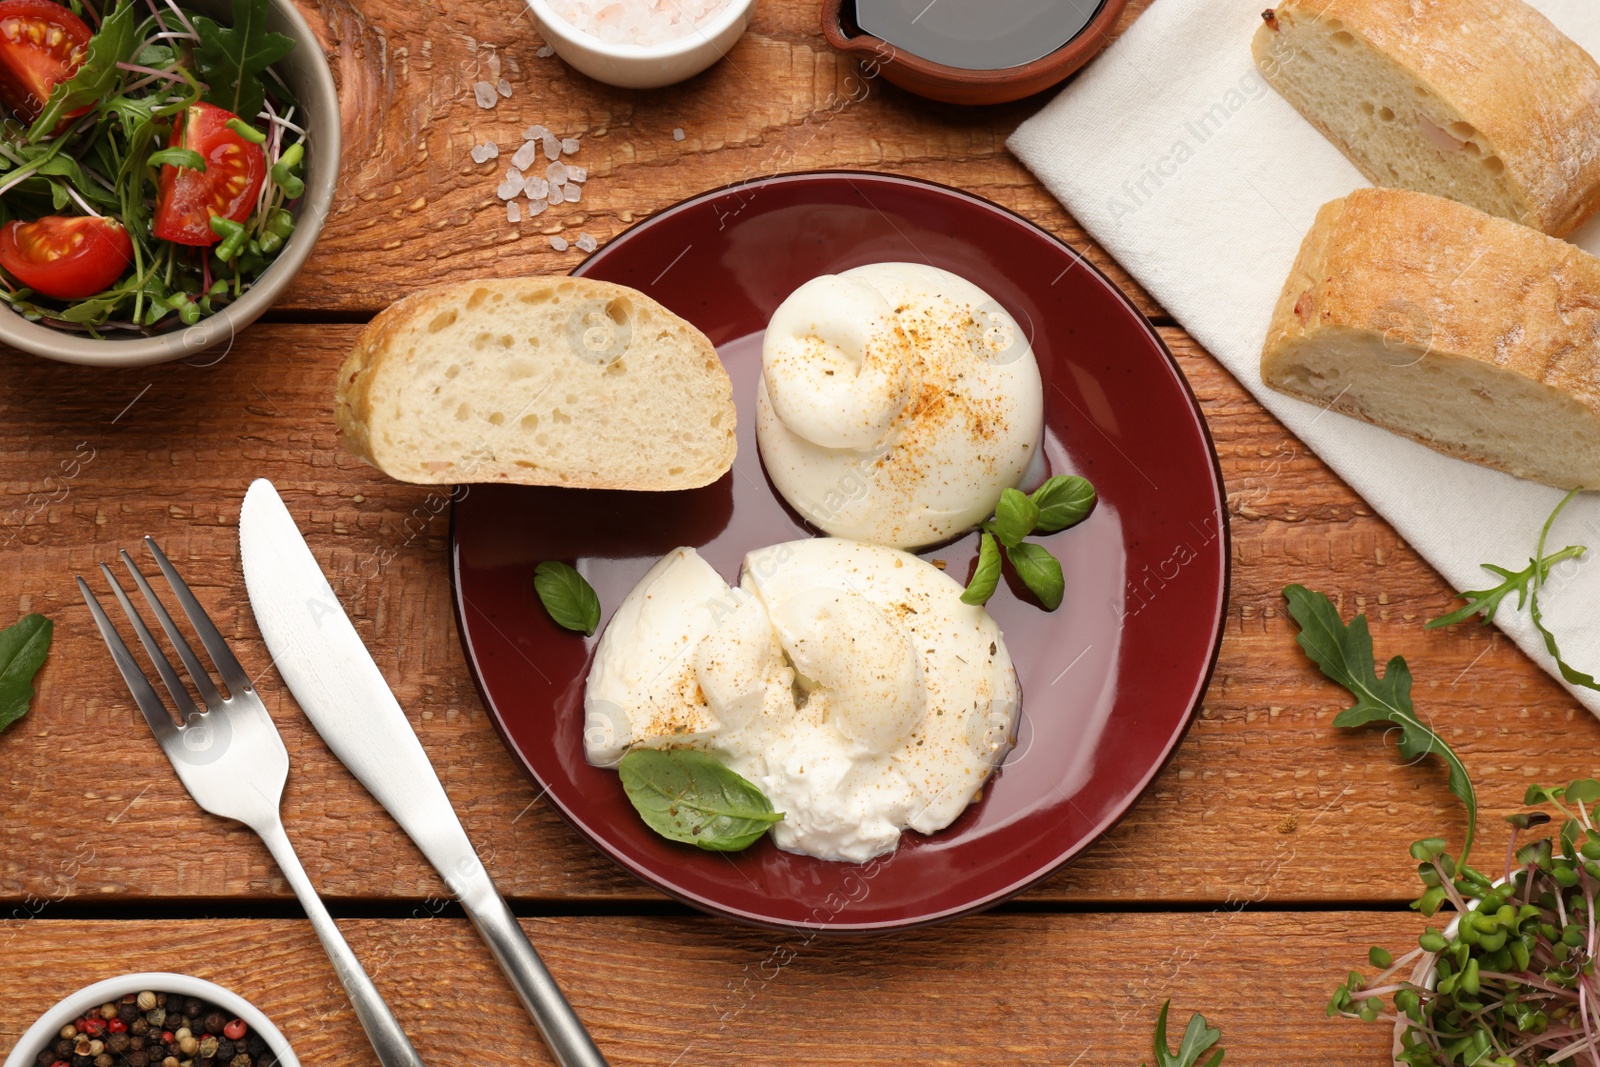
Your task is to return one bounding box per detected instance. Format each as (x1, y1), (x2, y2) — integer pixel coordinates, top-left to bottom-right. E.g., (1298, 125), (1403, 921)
(460, 888), (609, 1067)
(256, 818), (428, 1067)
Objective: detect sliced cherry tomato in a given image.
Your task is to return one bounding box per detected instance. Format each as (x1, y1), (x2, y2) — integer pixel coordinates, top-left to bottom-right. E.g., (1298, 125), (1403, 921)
(152, 102), (266, 246)
(0, 0), (90, 124)
(0, 215), (133, 299)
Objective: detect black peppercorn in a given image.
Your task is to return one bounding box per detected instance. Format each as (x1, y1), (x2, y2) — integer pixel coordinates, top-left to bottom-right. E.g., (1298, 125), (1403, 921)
(35, 1050), (55, 1067)
(119, 1003), (141, 1024)
(215, 1040), (234, 1060)
(244, 1035), (265, 1055)
(54, 1039), (72, 1057)
(202, 1013), (225, 1036)
(107, 1034), (130, 1054)
(128, 1054), (148, 1067)
(183, 999), (202, 1018)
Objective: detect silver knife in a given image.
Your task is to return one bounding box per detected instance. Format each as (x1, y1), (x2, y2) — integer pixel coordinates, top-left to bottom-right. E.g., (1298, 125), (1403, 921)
(239, 478), (608, 1067)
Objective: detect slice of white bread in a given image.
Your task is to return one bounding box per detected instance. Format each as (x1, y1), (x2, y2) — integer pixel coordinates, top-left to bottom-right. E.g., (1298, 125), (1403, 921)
(1253, 0), (1600, 237)
(335, 277), (736, 490)
(1262, 187), (1600, 488)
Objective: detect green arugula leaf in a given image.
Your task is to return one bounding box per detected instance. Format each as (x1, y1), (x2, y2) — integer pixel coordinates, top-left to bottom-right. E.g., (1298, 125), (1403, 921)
(1426, 550), (1584, 629)
(147, 147), (206, 171)
(534, 560), (601, 636)
(30, 0), (140, 141)
(1285, 585), (1477, 862)
(1030, 475), (1097, 534)
(1525, 489), (1600, 693)
(960, 532), (1002, 606)
(0, 615), (53, 734)
(1143, 1000), (1225, 1067)
(192, 0), (295, 120)
(618, 748), (783, 851)
(1006, 541), (1064, 610)
(991, 487), (1039, 547)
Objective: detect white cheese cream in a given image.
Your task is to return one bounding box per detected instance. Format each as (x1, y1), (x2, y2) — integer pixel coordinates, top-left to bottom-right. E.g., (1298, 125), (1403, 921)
(584, 539), (1021, 862)
(756, 262), (1045, 550)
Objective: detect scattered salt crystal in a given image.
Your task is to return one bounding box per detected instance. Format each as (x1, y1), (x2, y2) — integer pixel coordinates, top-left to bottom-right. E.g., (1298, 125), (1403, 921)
(488, 51), (502, 80)
(507, 200), (521, 223)
(548, 0), (731, 45)
(537, 44), (555, 57)
(470, 144), (489, 164)
(524, 125), (548, 140)
(526, 200), (547, 218)
(497, 78), (513, 98)
(575, 233), (597, 253)
(484, 142), (499, 159)
(524, 175), (549, 199)
(543, 133), (561, 161)
(511, 140), (541, 171)
(672, 127), (685, 141)
(496, 179), (523, 200)
(547, 193), (564, 210)
(546, 160), (568, 185)
(506, 166), (524, 183)
(551, 236), (569, 251)
(565, 184), (580, 202)
(474, 81), (498, 109)
(561, 137), (580, 155)
(566, 165), (587, 183)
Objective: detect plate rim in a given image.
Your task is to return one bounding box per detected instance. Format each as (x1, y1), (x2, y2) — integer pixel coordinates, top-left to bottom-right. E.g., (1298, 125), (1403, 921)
(449, 168), (1232, 933)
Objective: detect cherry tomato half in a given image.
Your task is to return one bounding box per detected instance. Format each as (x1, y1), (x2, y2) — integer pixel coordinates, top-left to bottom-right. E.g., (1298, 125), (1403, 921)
(0, 0), (90, 124)
(0, 215), (133, 299)
(153, 102), (266, 246)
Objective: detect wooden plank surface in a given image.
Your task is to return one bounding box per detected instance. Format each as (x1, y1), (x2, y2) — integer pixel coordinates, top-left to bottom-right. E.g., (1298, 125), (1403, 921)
(277, 0), (1163, 316)
(3, 321), (1595, 908)
(1, 913), (1405, 1065)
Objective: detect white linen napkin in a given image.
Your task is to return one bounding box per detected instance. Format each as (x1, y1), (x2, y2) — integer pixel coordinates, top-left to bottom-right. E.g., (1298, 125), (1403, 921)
(1009, 0), (1600, 716)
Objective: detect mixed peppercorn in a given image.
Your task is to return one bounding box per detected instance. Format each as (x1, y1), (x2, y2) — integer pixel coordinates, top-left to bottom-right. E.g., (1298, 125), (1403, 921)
(32, 990), (278, 1067)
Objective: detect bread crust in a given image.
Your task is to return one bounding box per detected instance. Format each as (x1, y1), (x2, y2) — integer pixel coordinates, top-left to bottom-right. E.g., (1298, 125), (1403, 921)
(1255, 0), (1600, 236)
(1262, 188), (1600, 485)
(335, 277), (737, 490)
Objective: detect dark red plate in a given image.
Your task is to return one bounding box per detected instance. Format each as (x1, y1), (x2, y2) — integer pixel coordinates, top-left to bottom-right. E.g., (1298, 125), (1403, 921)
(450, 172), (1228, 932)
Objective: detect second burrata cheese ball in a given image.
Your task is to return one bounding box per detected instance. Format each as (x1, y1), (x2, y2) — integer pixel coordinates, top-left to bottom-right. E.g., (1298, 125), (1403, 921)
(756, 262), (1044, 550)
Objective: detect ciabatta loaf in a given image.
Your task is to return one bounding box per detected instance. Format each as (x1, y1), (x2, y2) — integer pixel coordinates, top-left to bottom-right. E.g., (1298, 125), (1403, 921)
(336, 277), (736, 490)
(1254, 0), (1600, 237)
(1261, 188), (1600, 488)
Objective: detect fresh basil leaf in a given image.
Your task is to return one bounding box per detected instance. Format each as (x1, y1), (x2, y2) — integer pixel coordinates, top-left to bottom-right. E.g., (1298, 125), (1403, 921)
(192, 0), (295, 120)
(1142, 1000), (1225, 1067)
(533, 560), (600, 635)
(30, 0), (140, 140)
(147, 147), (206, 171)
(991, 488), (1039, 547)
(1030, 475), (1097, 534)
(0, 615), (52, 735)
(960, 532), (1002, 606)
(1284, 584), (1477, 862)
(1005, 541), (1063, 610)
(617, 748), (783, 851)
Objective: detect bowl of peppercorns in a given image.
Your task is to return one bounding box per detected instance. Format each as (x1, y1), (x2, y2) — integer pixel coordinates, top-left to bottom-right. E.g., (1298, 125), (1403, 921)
(3, 973), (298, 1067)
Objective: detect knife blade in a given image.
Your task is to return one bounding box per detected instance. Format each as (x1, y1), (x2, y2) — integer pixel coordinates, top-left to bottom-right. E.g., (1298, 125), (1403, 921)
(239, 478), (607, 1067)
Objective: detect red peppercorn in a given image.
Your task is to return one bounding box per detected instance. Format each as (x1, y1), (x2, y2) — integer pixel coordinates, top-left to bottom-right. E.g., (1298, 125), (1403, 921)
(160, 1032), (173, 1044)
(81, 1019), (106, 1037)
(222, 1020), (246, 1041)
(51, 1061), (70, 1067)
(107, 1021), (127, 1034)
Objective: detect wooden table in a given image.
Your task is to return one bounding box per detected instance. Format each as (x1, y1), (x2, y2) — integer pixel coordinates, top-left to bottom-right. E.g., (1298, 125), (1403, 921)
(3, 0), (1596, 1062)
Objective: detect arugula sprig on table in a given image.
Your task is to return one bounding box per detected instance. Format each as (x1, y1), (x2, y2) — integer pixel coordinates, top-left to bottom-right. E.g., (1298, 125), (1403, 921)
(1428, 487), (1600, 692)
(1142, 1001), (1225, 1067)
(1284, 585), (1477, 862)
(961, 475), (1096, 610)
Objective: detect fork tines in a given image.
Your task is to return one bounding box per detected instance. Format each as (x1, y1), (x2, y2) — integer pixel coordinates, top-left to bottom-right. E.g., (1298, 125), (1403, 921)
(78, 536), (251, 740)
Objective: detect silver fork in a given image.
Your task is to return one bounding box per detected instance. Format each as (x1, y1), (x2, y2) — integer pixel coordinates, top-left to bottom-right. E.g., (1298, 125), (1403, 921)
(78, 537), (426, 1067)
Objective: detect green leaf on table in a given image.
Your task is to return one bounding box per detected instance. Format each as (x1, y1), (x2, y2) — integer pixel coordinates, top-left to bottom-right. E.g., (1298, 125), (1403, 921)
(1006, 541), (1063, 610)
(192, 0), (295, 120)
(0, 615), (53, 734)
(991, 487), (1038, 547)
(1030, 475), (1097, 534)
(30, 0), (140, 140)
(533, 560), (600, 636)
(1284, 584), (1477, 862)
(617, 748), (783, 851)
(960, 532), (1002, 607)
(1142, 1000), (1225, 1067)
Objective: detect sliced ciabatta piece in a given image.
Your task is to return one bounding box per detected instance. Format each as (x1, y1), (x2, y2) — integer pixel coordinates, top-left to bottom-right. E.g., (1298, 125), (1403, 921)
(336, 277), (736, 490)
(1253, 0), (1600, 237)
(1262, 188), (1600, 489)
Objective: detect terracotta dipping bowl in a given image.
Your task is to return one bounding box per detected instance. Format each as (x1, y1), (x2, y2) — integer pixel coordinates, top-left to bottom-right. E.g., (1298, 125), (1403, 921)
(820, 0), (1130, 106)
